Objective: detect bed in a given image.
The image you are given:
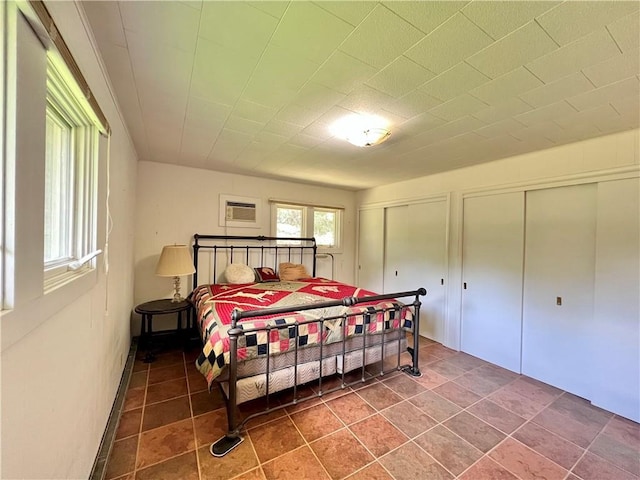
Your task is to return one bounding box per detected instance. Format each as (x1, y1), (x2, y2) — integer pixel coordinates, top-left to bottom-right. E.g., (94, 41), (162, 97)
(190, 234), (426, 456)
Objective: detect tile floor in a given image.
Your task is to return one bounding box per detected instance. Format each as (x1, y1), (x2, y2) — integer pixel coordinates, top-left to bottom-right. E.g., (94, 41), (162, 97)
(103, 336), (640, 480)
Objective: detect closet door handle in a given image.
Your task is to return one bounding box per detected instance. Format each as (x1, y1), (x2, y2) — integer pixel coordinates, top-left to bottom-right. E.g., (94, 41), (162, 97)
(441, 278), (444, 285)
(463, 282), (467, 289)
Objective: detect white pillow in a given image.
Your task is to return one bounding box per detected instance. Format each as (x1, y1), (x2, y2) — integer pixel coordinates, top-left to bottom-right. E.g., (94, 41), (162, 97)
(224, 263), (255, 284)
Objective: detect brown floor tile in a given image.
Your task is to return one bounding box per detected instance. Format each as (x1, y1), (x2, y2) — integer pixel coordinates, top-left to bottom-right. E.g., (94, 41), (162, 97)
(444, 411), (505, 453)
(458, 456), (518, 480)
(572, 452), (638, 480)
(146, 378), (188, 405)
(489, 438), (568, 480)
(356, 382), (403, 411)
(135, 450), (198, 480)
(467, 399), (526, 434)
(444, 352), (488, 371)
(414, 425), (483, 476)
(345, 462), (393, 480)
(291, 403), (343, 442)
(489, 386), (548, 419)
(148, 363), (186, 385)
(136, 418), (195, 469)
(409, 390), (461, 422)
(129, 371), (148, 390)
(248, 416), (305, 463)
(381, 400), (437, 438)
(532, 406), (604, 448)
(549, 393), (612, 429)
(418, 349), (445, 365)
(142, 396), (191, 432)
(379, 441), (453, 480)
(602, 415), (640, 450)
(123, 387), (145, 412)
(116, 408), (143, 440)
(190, 389), (226, 416)
(233, 468), (266, 480)
(414, 368), (450, 389)
(499, 377), (560, 407)
(326, 392), (375, 425)
(132, 359), (149, 373)
(454, 370), (508, 397)
(512, 422), (584, 470)
(187, 371), (209, 393)
(426, 344), (458, 359)
(198, 440), (259, 480)
(104, 436), (138, 480)
(427, 359), (467, 379)
(311, 428), (374, 480)
(381, 374), (426, 399)
(589, 431), (640, 475)
(148, 351), (185, 370)
(350, 414), (408, 457)
(281, 384), (323, 414)
(433, 381), (482, 408)
(112, 474), (135, 480)
(261, 446), (330, 480)
(193, 409), (229, 447)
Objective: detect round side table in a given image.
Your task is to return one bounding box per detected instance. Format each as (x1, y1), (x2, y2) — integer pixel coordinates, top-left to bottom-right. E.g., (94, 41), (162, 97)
(135, 298), (192, 363)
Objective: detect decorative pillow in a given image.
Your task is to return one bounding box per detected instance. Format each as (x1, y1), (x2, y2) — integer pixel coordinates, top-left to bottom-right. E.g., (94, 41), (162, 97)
(279, 262), (311, 281)
(224, 263), (255, 284)
(254, 267), (280, 282)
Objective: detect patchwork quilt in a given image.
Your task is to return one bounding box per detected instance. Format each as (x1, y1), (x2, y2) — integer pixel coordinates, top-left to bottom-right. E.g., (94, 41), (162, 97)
(192, 277), (414, 388)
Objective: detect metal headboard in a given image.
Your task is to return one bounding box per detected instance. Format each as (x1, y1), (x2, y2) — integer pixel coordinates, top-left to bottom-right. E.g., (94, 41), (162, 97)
(192, 234), (317, 287)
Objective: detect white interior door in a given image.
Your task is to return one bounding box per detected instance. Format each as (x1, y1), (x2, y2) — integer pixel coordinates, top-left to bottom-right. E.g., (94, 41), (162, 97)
(357, 208), (384, 293)
(408, 201), (447, 343)
(522, 184), (597, 398)
(461, 192), (525, 373)
(384, 205), (409, 293)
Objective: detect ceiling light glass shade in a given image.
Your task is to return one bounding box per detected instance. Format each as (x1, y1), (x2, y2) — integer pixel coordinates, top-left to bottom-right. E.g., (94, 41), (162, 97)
(330, 114), (391, 147)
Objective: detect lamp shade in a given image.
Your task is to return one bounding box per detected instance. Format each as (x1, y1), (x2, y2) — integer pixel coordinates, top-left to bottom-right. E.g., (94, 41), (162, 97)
(155, 245), (195, 277)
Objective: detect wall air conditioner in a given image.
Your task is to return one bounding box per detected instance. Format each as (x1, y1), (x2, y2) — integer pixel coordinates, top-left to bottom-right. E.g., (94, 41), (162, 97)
(219, 194), (261, 228)
(226, 201), (256, 222)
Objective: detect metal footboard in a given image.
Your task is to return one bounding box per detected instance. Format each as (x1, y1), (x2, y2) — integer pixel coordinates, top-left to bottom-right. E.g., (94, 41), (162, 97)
(210, 288), (426, 457)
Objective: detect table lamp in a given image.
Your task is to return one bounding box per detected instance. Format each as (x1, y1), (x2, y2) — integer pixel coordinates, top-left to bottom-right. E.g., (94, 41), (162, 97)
(155, 244), (196, 302)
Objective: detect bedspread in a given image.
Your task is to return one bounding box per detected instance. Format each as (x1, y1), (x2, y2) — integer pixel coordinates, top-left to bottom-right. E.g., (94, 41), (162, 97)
(192, 277), (414, 387)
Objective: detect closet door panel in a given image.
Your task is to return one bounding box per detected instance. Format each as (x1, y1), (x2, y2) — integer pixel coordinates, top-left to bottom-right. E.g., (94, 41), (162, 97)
(384, 205), (409, 293)
(461, 192), (525, 372)
(407, 201), (447, 343)
(592, 178), (640, 421)
(522, 184), (597, 398)
(357, 208), (384, 293)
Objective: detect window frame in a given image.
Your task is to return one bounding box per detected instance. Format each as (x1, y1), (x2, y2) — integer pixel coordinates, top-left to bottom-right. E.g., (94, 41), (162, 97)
(43, 55), (99, 290)
(271, 202), (343, 253)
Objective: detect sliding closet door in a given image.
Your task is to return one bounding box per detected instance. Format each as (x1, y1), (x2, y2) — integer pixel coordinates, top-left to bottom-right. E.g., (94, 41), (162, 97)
(408, 201), (447, 343)
(357, 208), (384, 293)
(461, 192), (525, 372)
(522, 184), (597, 398)
(384, 205), (410, 293)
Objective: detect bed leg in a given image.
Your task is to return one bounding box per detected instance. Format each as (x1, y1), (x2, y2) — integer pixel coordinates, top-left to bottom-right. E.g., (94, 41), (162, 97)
(403, 298), (422, 377)
(210, 435), (244, 457)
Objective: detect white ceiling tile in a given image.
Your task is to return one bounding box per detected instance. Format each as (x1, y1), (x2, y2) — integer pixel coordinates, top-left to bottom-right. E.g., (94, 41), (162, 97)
(474, 118), (527, 139)
(536, 0), (639, 46)
(311, 51), (377, 95)
(607, 11), (640, 54)
(288, 133), (324, 149)
(411, 116), (486, 147)
(199, 2), (278, 59)
(184, 97), (231, 131)
(274, 104), (321, 128)
(513, 101), (577, 127)
(253, 130), (289, 146)
(509, 121), (563, 144)
(339, 85), (396, 114)
(365, 56), (435, 98)
(190, 38), (257, 106)
(470, 67), (543, 104)
(314, 1), (377, 26)
(383, 1), (468, 34)
(461, 1), (560, 40)
(610, 94), (640, 120)
(225, 115), (265, 136)
(247, 1), (289, 19)
(300, 121), (334, 140)
(467, 22), (558, 79)
(385, 90), (443, 118)
(566, 77), (640, 111)
(338, 4), (424, 69)
(179, 126), (219, 161)
(527, 29), (621, 83)
(473, 97), (533, 124)
(82, 2), (127, 47)
(398, 112), (445, 136)
(270, 2), (354, 64)
(554, 103), (621, 130)
(420, 63), (491, 101)
(120, 1), (200, 52)
(405, 13), (493, 74)
(262, 119), (301, 138)
(428, 94), (489, 122)
(519, 72), (594, 108)
(209, 128), (253, 162)
(251, 44), (320, 90)
(231, 99), (277, 124)
(582, 51), (640, 88)
(314, 105), (359, 129)
(293, 83), (347, 114)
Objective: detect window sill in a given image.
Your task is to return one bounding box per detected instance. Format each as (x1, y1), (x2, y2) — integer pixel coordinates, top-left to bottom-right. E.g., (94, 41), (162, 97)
(44, 265), (94, 294)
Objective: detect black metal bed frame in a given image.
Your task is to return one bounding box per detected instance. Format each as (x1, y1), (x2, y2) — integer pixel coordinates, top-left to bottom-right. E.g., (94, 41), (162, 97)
(191, 234), (426, 457)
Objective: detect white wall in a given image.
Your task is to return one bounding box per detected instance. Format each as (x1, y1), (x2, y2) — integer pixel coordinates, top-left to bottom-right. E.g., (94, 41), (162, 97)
(1, 2), (137, 478)
(134, 161), (356, 331)
(357, 128), (639, 349)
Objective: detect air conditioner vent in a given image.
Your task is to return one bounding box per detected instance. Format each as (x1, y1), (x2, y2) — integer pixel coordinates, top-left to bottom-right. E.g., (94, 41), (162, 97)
(226, 201), (256, 222)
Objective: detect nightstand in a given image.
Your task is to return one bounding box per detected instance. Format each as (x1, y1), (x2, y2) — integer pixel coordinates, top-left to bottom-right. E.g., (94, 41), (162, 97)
(135, 298), (192, 363)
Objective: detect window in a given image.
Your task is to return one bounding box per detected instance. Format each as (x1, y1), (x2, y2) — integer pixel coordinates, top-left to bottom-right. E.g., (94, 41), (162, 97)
(44, 56), (99, 287)
(272, 203), (342, 250)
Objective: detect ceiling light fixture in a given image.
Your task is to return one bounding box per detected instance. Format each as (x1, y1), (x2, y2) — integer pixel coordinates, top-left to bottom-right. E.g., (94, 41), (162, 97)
(331, 114), (391, 147)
